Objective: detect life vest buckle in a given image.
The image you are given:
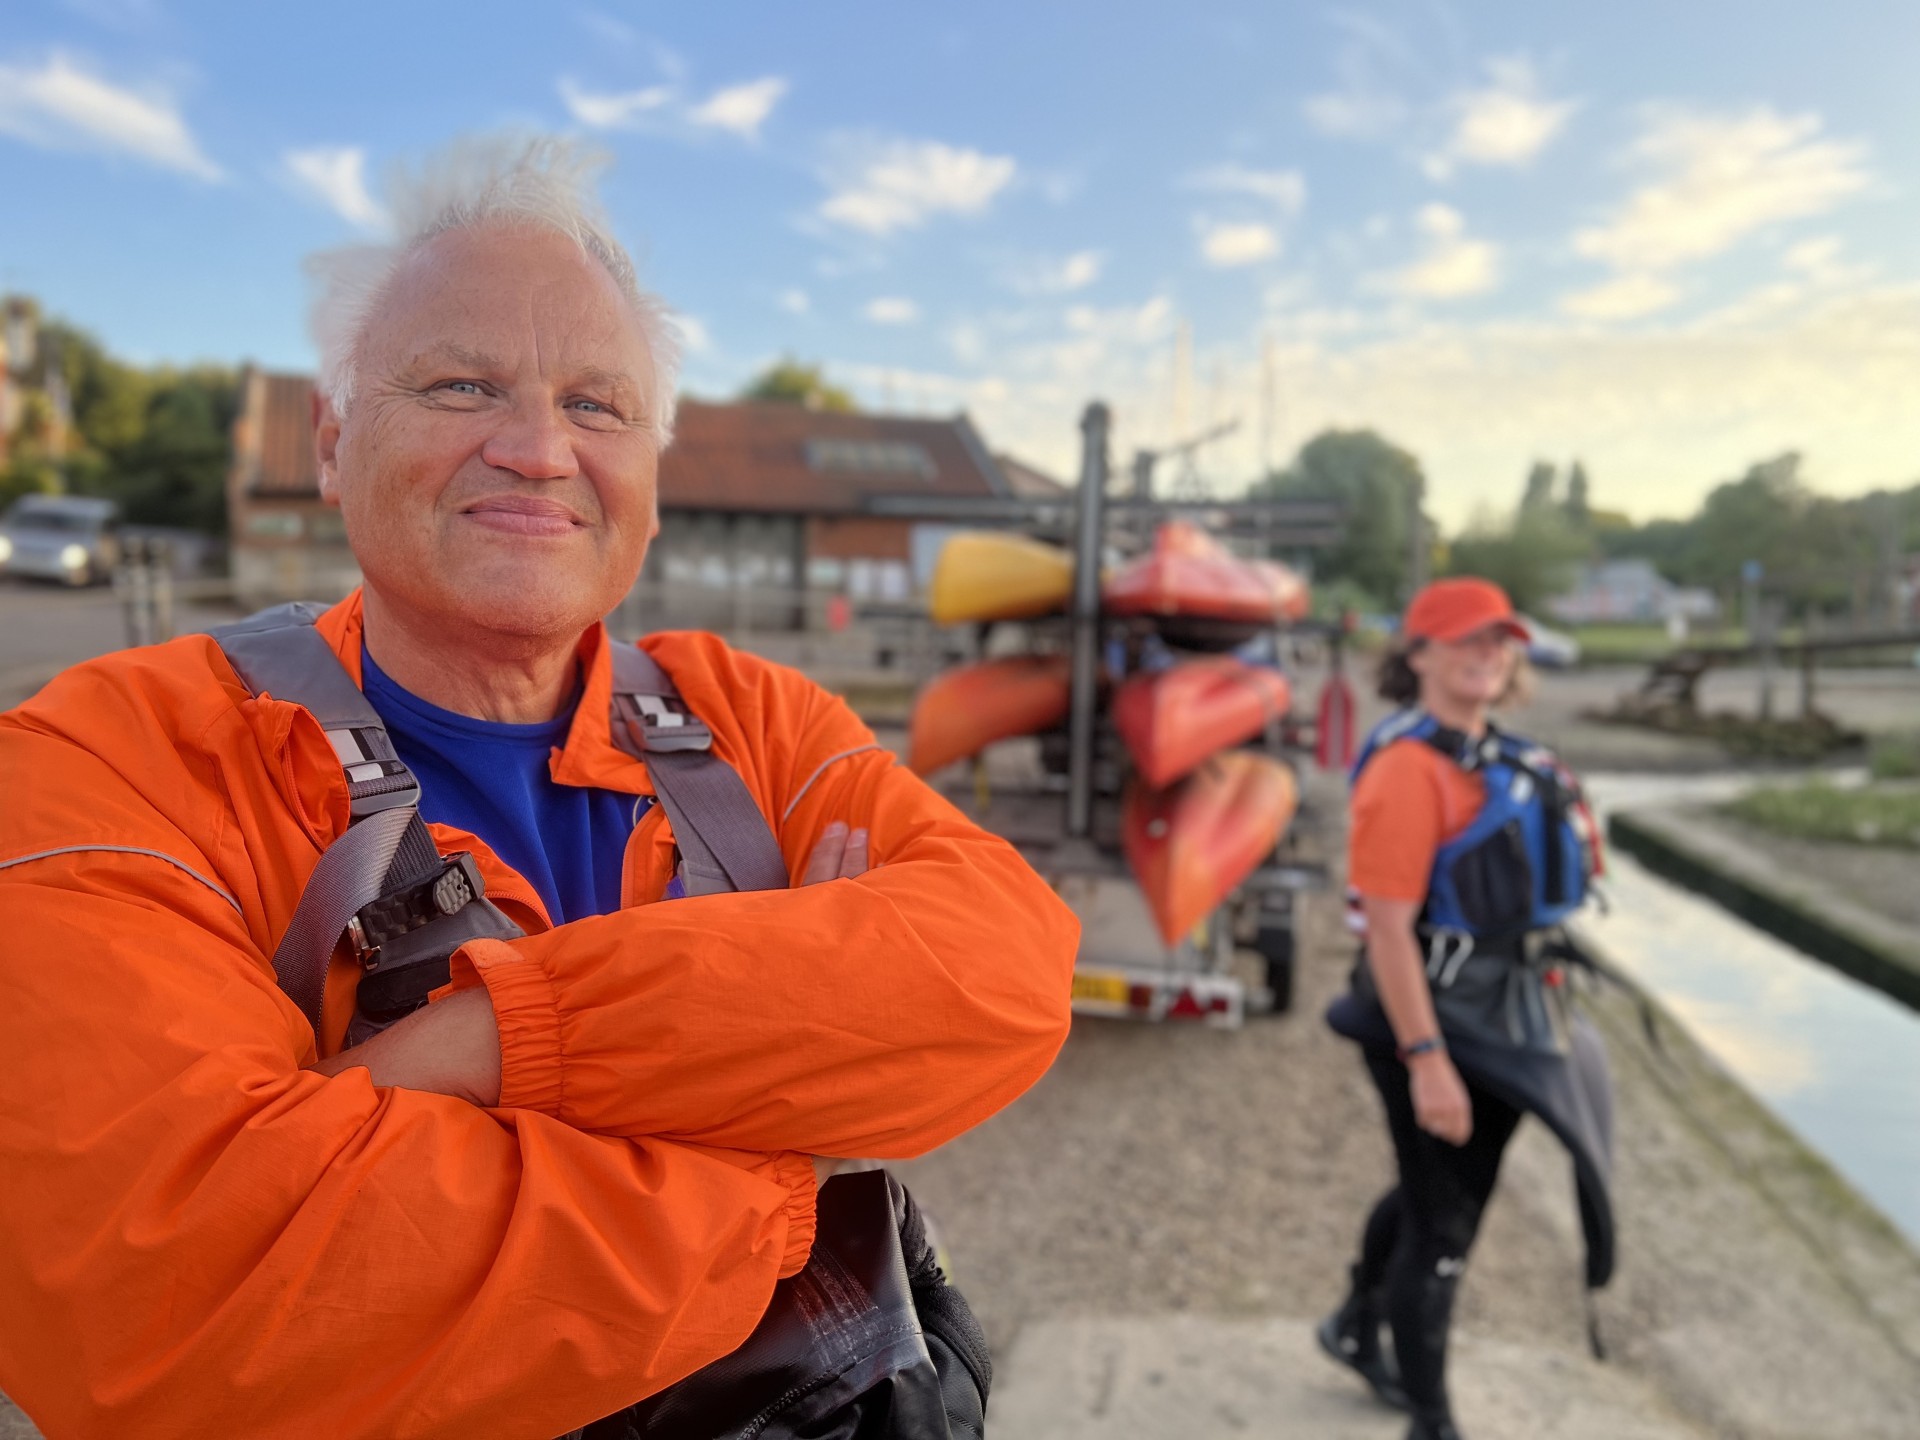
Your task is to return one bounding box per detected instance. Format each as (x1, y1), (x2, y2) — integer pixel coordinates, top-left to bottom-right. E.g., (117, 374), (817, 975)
(1425, 928), (1476, 987)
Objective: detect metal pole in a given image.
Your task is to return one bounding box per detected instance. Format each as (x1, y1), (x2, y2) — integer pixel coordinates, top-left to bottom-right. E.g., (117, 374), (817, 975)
(152, 537), (175, 643)
(1066, 403), (1110, 840)
(1131, 449), (1154, 551)
(1758, 598), (1777, 722)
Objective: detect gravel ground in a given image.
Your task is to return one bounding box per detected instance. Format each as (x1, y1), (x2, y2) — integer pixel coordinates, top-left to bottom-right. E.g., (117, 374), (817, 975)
(892, 759), (1920, 1439)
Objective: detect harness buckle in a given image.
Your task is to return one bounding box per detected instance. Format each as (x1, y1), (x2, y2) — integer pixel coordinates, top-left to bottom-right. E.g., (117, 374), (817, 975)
(1425, 928), (1476, 987)
(613, 692), (715, 755)
(349, 851), (486, 968)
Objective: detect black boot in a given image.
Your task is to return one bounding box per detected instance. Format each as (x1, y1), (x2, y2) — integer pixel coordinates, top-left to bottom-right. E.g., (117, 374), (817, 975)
(1316, 1265), (1409, 1410)
(1405, 1408), (1463, 1440)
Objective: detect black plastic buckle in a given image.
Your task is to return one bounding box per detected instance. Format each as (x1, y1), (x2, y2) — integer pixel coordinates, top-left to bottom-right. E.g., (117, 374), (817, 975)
(348, 852), (485, 967)
(348, 852), (523, 1022)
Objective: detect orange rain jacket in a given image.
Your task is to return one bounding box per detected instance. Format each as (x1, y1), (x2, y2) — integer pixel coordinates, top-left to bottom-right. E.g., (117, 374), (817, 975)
(0, 591), (1078, 1440)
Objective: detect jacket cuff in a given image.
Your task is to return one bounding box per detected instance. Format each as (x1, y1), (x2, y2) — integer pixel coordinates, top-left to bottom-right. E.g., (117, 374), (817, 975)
(445, 939), (565, 1114)
(737, 1151), (818, 1277)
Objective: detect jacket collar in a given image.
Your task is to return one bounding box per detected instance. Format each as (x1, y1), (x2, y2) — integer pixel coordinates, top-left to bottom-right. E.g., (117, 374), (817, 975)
(313, 588), (653, 798)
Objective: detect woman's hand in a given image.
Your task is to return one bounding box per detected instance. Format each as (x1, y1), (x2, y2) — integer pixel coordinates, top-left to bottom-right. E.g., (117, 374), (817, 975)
(1409, 1051), (1473, 1145)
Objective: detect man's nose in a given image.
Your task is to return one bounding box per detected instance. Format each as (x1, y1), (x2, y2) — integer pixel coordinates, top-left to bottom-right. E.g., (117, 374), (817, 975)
(479, 398), (580, 481)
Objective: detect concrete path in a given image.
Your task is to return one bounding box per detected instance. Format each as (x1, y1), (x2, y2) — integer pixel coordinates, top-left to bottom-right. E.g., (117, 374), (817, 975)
(990, 1314), (1709, 1440)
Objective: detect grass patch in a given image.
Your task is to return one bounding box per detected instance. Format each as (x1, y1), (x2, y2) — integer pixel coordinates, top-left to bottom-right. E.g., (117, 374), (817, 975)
(1869, 732), (1920, 781)
(1721, 781), (1920, 850)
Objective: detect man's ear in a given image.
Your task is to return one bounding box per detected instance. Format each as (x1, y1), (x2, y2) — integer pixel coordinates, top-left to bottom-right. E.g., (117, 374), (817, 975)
(313, 389), (344, 504)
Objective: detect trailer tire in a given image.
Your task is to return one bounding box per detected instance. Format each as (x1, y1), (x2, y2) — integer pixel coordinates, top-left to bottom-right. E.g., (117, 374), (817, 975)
(1255, 924), (1295, 1015)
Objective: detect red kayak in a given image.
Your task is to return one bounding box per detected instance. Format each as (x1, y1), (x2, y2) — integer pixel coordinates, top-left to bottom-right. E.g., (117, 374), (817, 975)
(1104, 521), (1307, 625)
(1123, 751), (1299, 945)
(1113, 658), (1292, 789)
(908, 654), (1072, 775)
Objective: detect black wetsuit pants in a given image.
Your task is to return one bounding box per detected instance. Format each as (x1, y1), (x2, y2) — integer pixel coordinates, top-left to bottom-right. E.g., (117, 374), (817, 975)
(1353, 1048), (1524, 1421)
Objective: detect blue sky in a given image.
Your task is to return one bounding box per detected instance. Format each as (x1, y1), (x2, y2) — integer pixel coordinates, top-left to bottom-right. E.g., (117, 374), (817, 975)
(3, 0), (1918, 528)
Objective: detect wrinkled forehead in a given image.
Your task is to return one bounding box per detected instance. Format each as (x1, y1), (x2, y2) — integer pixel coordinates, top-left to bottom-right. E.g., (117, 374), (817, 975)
(364, 223), (652, 386)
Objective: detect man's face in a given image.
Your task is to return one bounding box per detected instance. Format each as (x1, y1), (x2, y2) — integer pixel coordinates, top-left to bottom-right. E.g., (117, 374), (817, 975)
(317, 223), (662, 642)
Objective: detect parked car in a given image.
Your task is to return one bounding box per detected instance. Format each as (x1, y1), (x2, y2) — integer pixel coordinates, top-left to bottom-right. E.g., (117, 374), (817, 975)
(1522, 615), (1582, 669)
(0, 495), (123, 586)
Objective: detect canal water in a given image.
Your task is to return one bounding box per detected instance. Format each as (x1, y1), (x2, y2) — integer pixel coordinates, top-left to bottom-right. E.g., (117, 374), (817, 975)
(1577, 772), (1920, 1245)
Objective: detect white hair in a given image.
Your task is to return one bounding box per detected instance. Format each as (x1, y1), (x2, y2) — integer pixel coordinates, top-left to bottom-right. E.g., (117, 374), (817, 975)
(305, 133), (682, 445)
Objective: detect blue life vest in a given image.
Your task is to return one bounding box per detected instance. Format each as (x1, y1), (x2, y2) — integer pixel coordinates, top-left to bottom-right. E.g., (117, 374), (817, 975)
(1351, 710), (1595, 943)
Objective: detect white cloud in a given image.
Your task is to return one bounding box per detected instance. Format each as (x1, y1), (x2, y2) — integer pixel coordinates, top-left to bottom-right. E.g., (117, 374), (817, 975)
(1559, 272), (1680, 321)
(674, 314), (712, 353)
(687, 77), (786, 139)
(1189, 164), (1307, 216)
(818, 137), (1016, 236)
(1427, 56), (1574, 178)
(0, 52), (219, 180)
(283, 146), (386, 231)
(1575, 107), (1870, 273)
(1200, 221), (1280, 268)
(557, 76), (673, 129)
(1302, 19), (1411, 141)
(560, 71), (785, 140)
(778, 288), (811, 314)
(1003, 249), (1105, 296)
(1374, 204), (1499, 299)
(864, 296), (919, 325)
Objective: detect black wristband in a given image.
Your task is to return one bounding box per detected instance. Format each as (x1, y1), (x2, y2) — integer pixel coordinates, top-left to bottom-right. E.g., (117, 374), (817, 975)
(1397, 1036), (1445, 1062)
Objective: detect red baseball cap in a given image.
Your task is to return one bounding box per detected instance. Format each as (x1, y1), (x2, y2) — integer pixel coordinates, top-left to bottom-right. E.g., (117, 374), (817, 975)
(1402, 577), (1531, 644)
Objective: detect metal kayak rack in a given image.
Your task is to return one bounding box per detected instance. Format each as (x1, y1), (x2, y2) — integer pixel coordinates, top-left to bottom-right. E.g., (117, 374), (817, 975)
(893, 402), (1342, 1027)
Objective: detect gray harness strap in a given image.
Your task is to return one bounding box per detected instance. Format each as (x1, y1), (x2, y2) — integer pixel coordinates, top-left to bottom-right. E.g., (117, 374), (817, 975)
(213, 606), (789, 1034)
(608, 642), (790, 896)
(216, 604), (445, 1030)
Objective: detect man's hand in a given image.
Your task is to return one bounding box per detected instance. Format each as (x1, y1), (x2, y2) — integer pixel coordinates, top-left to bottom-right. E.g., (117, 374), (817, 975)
(1409, 1051), (1473, 1146)
(801, 821), (870, 885)
(312, 987), (502, 1104)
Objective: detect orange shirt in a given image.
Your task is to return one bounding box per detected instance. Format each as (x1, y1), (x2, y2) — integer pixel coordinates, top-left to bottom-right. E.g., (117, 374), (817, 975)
(1347, 737), (1486, 904)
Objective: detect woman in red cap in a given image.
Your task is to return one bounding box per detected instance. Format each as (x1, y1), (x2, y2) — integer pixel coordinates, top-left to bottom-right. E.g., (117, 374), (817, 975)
(1318, 578), (1614, 1440)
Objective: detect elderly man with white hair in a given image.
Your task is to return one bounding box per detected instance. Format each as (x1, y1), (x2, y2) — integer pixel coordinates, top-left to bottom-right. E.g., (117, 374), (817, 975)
(0, 137), (1077, 1439)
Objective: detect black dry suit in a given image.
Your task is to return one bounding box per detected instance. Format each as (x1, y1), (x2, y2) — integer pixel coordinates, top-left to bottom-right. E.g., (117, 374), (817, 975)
(1326, 711), (1618, 1295)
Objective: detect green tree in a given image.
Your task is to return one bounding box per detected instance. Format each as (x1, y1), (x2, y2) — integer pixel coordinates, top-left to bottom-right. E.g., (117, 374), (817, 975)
(1251, 428), (1426, 607)
(1519, 460), (1557, 515)
(1564, 460), (1591, 526)
(739, 359), (856, 412)
(1446, 506), (1589, 615)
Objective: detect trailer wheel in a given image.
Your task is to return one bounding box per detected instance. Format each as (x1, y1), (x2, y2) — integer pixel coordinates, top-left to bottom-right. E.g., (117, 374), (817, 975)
(1254, 924), (1295, 1015)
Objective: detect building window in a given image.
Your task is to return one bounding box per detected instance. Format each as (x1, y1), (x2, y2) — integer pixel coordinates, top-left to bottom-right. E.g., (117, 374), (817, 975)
(244, 512), (304, 539)
(803, 439), (936, 481)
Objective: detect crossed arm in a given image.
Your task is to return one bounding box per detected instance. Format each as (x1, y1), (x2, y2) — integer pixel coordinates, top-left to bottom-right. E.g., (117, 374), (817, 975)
(315, 821), (880, 1187)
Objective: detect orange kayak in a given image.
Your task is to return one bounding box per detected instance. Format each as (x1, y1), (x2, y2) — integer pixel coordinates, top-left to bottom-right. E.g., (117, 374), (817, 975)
(1113, 658), (1293, 789)
(1123, 751), (1299, 945)
(908, 654), (1073, 775)
(1104, 520), (1307, 625)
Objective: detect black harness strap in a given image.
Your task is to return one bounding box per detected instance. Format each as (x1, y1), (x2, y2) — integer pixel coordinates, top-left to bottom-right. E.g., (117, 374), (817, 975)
(606, 642), (790, 896)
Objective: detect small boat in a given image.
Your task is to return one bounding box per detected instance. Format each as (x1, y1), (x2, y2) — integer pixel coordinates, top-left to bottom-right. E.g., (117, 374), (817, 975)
(908, 654), (1073, 775)
(1123, 751), (1299, 945)
(928, 532), (1075, 625)
(1113, 657), (1292, 789)
(1104, 521), (1307, 626)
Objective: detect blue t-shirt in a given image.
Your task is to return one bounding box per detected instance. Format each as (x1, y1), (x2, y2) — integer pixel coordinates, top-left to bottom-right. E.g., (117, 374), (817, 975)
(361, 649), (642, 925)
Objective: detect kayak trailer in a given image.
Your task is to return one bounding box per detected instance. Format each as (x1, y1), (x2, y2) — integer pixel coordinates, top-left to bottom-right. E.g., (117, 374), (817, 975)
(890, 403), (1343, 1027)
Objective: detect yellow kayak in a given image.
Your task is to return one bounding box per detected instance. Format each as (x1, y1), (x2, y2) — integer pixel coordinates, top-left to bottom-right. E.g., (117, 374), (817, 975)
(928, 532), (1075, 625)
